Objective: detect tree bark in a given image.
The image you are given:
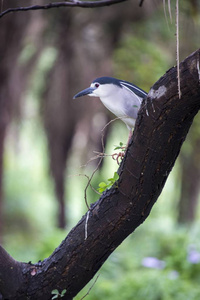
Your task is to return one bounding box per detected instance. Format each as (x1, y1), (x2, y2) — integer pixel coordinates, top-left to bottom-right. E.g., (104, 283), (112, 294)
(0, 49), (200, 300)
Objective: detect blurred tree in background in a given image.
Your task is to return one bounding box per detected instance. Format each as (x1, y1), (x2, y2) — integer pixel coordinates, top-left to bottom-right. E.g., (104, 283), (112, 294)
(0, 0), (200, 298)
(0, 0), (156, 236)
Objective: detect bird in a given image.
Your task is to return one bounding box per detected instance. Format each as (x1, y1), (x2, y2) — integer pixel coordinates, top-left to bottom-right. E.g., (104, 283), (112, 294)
(73, 76), (147, 162)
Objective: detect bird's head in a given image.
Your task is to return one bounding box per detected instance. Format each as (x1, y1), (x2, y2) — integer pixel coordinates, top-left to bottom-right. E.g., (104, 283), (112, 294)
(73, 77), (121, 99)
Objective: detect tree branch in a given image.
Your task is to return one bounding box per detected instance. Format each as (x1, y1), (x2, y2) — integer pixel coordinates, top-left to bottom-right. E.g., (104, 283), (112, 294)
(139, 0), (145, 7)
(0, 49), (200, 299)
(0, 0), (129, 19)
(0, 246), (27, 297)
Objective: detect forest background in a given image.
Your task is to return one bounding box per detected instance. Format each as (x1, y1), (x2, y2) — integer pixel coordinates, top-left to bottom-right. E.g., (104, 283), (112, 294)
(0, 0), (200, 299)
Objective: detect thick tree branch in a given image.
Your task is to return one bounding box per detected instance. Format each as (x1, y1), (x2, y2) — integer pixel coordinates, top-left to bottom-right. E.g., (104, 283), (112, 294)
(0, 246), (27, 297)
(0, 49), (200, 299)
(0, 0), (129, 19)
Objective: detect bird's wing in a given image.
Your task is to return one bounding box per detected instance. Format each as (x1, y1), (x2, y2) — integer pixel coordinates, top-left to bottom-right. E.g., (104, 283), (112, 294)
(119, 80), (147, 99)
(117, 81), (147, 120)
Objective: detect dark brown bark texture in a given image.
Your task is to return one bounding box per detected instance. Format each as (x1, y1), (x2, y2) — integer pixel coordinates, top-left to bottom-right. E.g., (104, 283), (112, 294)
(0, 49), (200, 300)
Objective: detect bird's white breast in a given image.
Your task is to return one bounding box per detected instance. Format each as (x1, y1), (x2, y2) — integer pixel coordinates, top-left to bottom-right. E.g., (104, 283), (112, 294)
(99, 85), (142, 130)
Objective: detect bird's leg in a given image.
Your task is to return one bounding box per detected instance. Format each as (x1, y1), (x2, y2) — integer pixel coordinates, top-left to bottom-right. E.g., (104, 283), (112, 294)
(112, 152), (124, 164)
(112, 130), (133, 164)
(127, 129), (133, 146)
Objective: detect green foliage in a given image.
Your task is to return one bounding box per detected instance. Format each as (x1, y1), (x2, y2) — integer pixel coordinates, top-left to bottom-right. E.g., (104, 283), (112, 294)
(114, 35), (171, 92)
(97, 172), (119, 193)
(114, 141), (126, 151)
(51, 289), (67, 299)
(113, 9), (173, 92)
(35, 229), (67, 261)
(75, 225), (200, 300)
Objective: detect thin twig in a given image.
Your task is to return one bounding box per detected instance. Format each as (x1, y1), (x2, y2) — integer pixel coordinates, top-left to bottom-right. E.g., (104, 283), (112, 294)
(139, 0), (145, 7)
(82, 125), (107, 241)
(163, 0), (169, 28)
(79, 274), (100, 300)
(83, 125), (106, 210)
(163, 0), (173, 30)
(67, 173), (101, 195)
(85, 210), (90, 240)
(80, 151), (111, 168)
(69, 117), (124, 210)
(83, 157), (103, 209)
(93, 151), (113, 158)
(81, 117), (124, 168)
(168, 0), (172, 23)
(82, 174), (102, 195)
(101, 116), (124, 131)
(176, 0), (181, 99)
(0, 0), (128, 19)
(83, 116), (125, 208)
(197, 55), (200, 82)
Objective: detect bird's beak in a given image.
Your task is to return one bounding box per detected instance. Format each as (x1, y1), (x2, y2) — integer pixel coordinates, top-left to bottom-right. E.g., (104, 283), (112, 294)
(73, 87), (95, 99)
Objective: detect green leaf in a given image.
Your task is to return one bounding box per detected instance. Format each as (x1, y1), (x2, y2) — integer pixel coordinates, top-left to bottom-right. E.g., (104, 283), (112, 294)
(98, 171), (119, 194)
(97, 182), (108, 193)
(61, 289), (67, 296)
(114, 141), (125, 150)
(113, 172), (119, 181)
(98, 188), (105, 193)
(108, 178), (114, 182)
(98, 182), (107, 188)
(51, 290), (59, 295)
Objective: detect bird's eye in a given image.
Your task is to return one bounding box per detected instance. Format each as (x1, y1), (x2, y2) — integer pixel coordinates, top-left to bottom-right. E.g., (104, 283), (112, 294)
(95, 83), (99, 88)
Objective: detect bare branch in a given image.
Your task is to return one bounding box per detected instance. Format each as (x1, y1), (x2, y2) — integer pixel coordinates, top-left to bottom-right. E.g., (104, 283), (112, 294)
(168, 0), (172, 22)
(0, 0), (129, 19)
(163, 0), (169, 28)
(176, 0), (181, 99)
(79, 274), (100, 300)
(139, 0), (145, 7)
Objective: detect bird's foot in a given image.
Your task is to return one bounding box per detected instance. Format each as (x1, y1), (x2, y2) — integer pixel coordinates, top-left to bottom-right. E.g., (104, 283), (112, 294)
(112, 143), (127, 164)
(112, 151), (125, 164)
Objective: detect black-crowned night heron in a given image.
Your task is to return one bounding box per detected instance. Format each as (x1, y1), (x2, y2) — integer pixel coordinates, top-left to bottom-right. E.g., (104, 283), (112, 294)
(73, 77), (147, 161)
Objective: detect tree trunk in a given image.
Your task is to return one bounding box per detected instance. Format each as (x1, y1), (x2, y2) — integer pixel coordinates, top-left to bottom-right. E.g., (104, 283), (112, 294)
(0, 49), (200, 300)
(0, 2), (38, 242)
